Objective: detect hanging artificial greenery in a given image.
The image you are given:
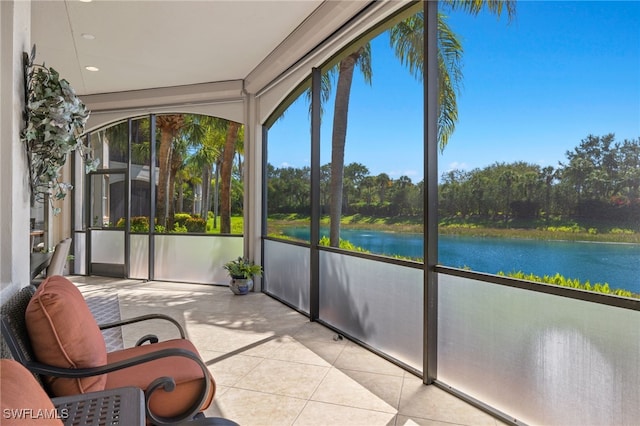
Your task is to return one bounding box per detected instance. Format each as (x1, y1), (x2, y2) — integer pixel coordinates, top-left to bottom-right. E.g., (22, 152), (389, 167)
(21, 45), (98, 215)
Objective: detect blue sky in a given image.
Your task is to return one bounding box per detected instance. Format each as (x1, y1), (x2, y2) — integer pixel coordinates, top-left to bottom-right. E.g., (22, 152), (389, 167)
(268, 1), (640, 182)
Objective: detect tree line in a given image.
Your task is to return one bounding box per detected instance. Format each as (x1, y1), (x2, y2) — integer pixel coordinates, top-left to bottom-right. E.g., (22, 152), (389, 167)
(441, 134), (640, 224)
(267, 162), (423, 217)
(267, 134), (640, 227)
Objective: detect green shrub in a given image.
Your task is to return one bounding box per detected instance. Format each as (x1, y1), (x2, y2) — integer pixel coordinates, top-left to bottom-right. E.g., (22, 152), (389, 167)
(611, 227), (634, 235)
(131, 216), (150, 232)
(185, 216), (206, 232)
(546, 224), (584, 233)
(318, 236), (370, 253)
(116, 216), (151, 232)
(172, 222), (188, 233)
(174, 213), (192, 227)
(500, 271), (638, 299)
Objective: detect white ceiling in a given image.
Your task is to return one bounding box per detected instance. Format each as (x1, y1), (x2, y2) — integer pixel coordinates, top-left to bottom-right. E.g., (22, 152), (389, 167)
(30, 0), (330, 96)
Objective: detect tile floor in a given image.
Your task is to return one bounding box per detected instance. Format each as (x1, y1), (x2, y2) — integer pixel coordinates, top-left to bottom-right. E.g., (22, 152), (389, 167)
(71, 276), (506, 426)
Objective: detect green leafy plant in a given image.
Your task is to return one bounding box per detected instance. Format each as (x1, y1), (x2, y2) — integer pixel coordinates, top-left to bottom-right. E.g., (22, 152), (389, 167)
(21, 46), (97, 214)
(173, 213), (192, 227)
(185, 216), (206, 233)
(116, 216), (148, 232)
(499, 271), (638, 299)
(223, 257), (263, 279)
(172, 222), (188, 233)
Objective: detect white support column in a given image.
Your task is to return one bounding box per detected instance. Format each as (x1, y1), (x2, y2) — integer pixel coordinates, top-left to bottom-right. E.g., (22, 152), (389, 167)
(0, 0), (31, 299)
(243, 91), (263, 291)
(49, 160), (73, 248)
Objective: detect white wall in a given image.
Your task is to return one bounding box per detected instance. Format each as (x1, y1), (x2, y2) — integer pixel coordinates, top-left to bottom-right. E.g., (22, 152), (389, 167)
(0, 0), (31, 299)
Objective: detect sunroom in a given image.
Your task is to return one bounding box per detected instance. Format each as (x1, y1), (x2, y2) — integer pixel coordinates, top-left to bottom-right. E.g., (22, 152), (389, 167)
(2, 1), (639, 425)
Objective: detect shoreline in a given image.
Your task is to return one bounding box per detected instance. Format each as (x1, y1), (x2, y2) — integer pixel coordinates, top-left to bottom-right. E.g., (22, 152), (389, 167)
(438, 226), (640, 244)
(267, 216), (640, 244)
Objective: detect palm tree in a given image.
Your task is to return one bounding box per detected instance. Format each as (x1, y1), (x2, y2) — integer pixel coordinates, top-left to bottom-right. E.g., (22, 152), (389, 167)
(329, 44), (372, 246)
(327, 2), (515, 246)
(391, 1), (516, 151)
(167, 136), (189, 230)
(161, 114), (244, 232)
(361, 176), (377, 205)
(178, 160), (201, 215)
(440, 0), (515, 143)
(498, 169), (516, 219)
(376, 173), (391, 205)
(220, 121), (241, 234)
(540, 166), (556, 221)
(181, 115), (227, 221)
(156, 114), (184, 229)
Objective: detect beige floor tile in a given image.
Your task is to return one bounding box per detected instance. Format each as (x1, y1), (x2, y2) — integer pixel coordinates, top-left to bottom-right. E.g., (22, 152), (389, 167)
(311, 368), (399, 414)
(235, 358), (329, 399)
(269, 337), (343, 367)
(236, 334), (292, 358)
(296, 338), (347, 365)
(334, 343), (406, 377)
(293, 401), (397, 426)
(187, 325), (279, 355)
(291, 321), (348, 343)
(395, 415), (460, 426)
(208, 388), (307, 426)
(398, 376), (497, 426)
(199, 349), (264, 387)
(340, 368), (404, 410)
(261, 317), (311, 336)
(198, 333), (286, 359)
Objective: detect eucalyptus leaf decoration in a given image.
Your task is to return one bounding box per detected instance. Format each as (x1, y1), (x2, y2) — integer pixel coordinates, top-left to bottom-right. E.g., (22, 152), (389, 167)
(21, 45), (98, 215)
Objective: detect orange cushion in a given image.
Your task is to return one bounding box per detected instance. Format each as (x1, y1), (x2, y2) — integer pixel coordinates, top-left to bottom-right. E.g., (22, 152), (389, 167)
(25, 276), (107, 396)
(0, 359), (64, 425)
(106, 339), (215, 418)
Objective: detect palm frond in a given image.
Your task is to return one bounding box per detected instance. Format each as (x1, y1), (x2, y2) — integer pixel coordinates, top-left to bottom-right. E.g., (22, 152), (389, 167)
(390, 13), (424, 80)
(440, 0), (516, 21)
(305, 71), (334, 121)
(355, 43), (373, 85)
(390, 11), (463, 151)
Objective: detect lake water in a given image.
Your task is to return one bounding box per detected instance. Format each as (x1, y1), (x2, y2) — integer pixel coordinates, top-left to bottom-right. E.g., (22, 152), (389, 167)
(281, 227), (640, 294)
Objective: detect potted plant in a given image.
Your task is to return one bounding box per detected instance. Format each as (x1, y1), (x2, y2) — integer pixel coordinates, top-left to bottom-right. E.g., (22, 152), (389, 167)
(223, 257), (263, 295)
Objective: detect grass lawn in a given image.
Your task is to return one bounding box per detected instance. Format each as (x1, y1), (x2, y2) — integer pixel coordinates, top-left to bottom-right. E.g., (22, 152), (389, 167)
(207, 215), (244, 234)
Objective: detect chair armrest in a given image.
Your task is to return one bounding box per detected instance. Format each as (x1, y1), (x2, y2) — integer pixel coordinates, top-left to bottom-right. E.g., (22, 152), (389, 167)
(24, 347), (211, 426)
(135, 334), (159, 346)
(98, 313), (186, 339)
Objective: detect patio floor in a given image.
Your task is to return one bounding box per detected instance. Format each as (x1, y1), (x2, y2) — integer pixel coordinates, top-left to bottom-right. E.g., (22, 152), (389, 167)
(71, 276), (506, 426)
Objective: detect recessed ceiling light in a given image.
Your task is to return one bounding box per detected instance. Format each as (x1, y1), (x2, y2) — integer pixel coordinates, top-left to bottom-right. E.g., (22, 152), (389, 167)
(81, 33), (95, 40)
(79, 0), (92, 3)
(85, 66), (99, 72)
